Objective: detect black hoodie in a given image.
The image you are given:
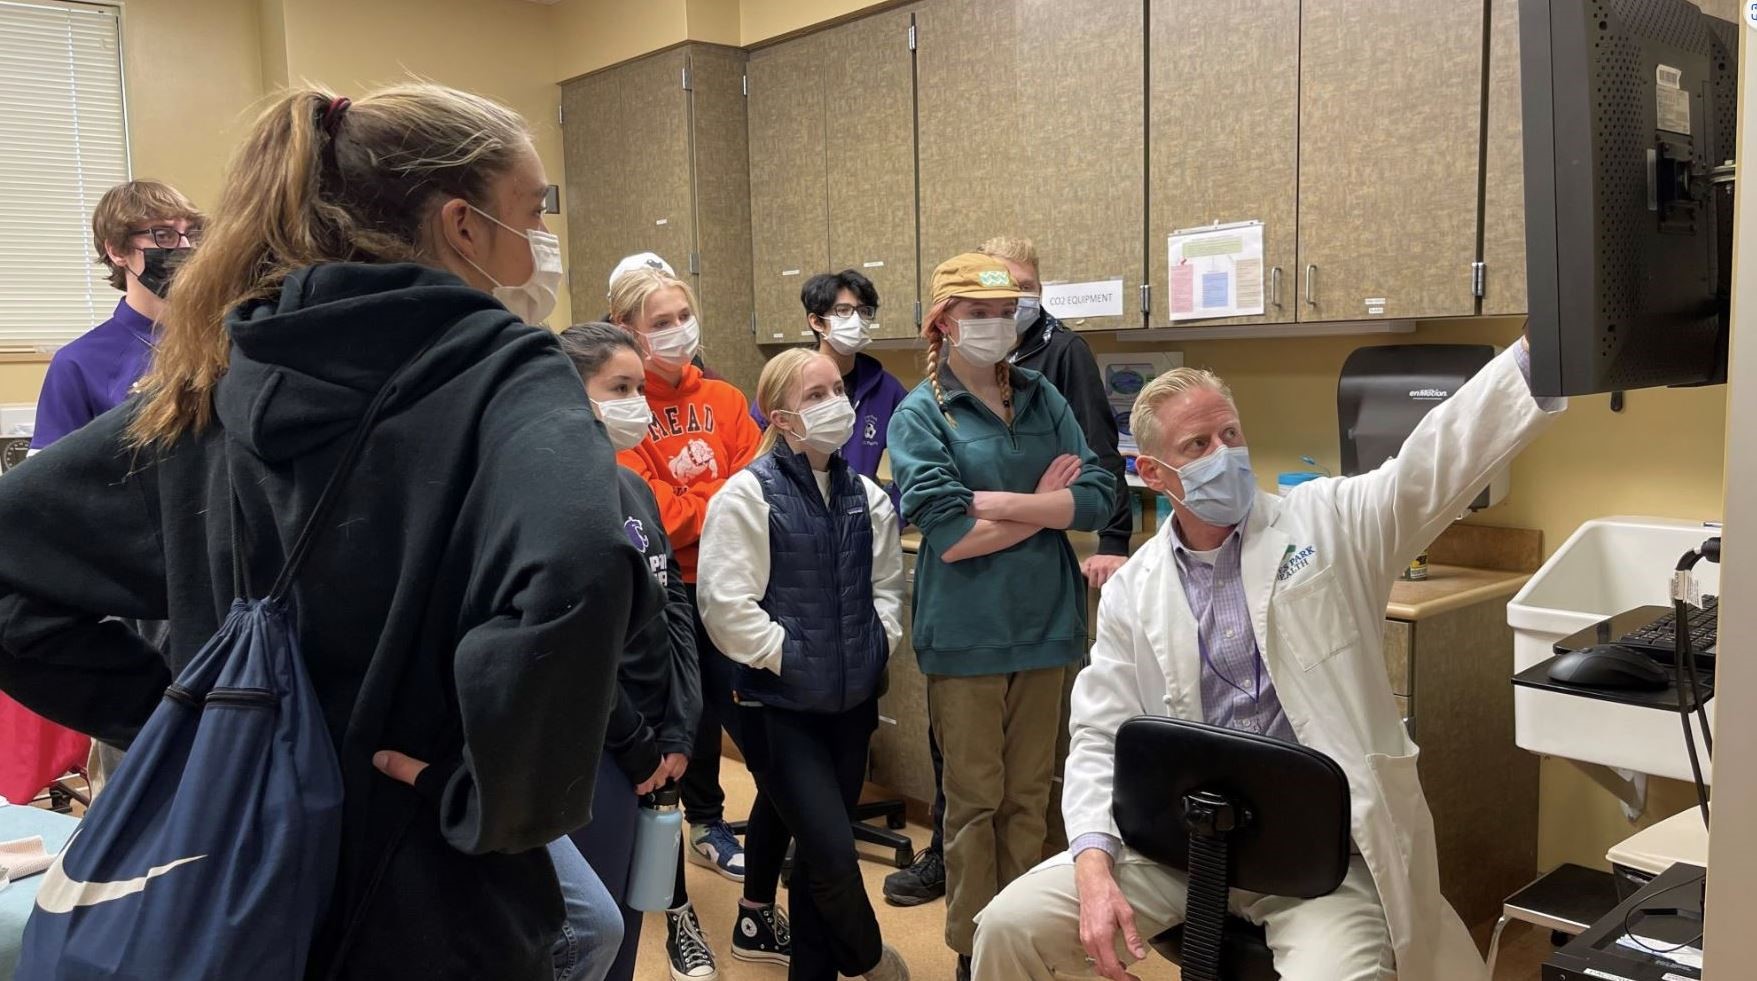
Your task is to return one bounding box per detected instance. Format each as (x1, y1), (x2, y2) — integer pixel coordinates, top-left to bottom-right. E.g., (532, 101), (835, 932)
(1011, 310), (1133, 555)
(0, 263), (661, 979)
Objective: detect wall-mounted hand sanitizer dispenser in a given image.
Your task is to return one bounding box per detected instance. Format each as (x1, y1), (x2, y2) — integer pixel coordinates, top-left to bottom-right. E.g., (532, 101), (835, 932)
(1337, 344), (1509, 511)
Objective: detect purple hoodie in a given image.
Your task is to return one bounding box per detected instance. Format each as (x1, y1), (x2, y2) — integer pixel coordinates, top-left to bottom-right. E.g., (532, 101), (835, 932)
(752, 351), (908, 516)
(31, 299), (155, 450)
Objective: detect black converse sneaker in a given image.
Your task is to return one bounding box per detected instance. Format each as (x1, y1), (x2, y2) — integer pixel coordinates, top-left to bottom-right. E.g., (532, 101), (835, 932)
(665, 904), (719, 981)
(730, 902), (792, 965)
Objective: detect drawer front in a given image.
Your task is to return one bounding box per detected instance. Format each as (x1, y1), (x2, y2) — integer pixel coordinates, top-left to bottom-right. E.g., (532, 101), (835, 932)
(1381, 619), (1412, 696)
(870, 553), (936, 804)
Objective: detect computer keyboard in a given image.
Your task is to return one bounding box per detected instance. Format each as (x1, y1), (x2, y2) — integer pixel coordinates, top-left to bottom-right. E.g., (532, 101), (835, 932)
(1618, 596), (1718, 657)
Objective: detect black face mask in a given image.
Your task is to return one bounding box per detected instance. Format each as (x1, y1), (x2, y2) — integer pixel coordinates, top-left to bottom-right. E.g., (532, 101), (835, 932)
(133, 247), (191, 299)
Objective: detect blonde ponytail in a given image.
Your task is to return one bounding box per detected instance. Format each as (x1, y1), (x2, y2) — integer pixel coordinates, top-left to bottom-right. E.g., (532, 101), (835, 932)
(130, 83), (532, 450)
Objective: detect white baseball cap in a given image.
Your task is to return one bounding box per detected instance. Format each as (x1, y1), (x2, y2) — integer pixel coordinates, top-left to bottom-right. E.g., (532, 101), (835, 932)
(608, 252), (675, 293)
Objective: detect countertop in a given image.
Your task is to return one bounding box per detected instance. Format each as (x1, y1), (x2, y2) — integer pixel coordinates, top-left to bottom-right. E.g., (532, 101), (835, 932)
(899, 531), (1529, 622)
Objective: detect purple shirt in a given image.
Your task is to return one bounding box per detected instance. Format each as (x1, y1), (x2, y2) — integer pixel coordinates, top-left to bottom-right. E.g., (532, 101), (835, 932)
(30, 299), (155, 450)
(1169, 523), (1298, 742)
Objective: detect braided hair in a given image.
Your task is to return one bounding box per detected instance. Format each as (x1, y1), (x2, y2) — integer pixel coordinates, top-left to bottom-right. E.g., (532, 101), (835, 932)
(924, 298), (1014, 427)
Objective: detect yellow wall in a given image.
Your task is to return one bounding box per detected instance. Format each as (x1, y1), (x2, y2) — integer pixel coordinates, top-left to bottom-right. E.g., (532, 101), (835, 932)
(687, 0), (743, 46)
(553, 0), (690, 81)
(739, 0), (887, 43)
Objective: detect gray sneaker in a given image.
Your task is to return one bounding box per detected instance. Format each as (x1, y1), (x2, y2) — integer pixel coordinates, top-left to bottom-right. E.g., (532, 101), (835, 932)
(864, 943), (910, 981)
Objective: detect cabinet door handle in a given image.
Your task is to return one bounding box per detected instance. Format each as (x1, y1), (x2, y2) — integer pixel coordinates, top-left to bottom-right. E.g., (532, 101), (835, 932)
(1305, 264), (1318, 306)
(1270, 266), (1283, 308)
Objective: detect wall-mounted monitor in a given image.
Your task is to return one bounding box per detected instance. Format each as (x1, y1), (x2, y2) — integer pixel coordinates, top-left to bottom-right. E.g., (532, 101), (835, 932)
(1520, 0), (1736, 397)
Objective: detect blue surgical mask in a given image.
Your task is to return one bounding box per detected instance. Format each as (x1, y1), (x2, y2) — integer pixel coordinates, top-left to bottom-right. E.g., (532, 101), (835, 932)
(1014, 295), (1043, 337)
(1146, 445), (1257, 527)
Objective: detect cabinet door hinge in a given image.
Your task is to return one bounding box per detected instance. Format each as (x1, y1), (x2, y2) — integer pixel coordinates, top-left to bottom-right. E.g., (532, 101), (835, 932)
(1472, 261), (1486, 298)
(1139, 282), (1151, 315)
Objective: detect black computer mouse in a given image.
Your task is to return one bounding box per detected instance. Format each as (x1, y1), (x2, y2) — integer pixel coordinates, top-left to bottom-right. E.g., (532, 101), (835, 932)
(1547, 644), (1670, 690)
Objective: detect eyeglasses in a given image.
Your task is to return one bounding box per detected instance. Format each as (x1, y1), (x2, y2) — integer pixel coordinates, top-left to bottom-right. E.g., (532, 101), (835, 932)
(128, 226), (203, 249)
(830, 304), (878, 320)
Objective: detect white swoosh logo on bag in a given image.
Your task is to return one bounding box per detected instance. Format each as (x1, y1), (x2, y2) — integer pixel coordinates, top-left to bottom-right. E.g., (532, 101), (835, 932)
(34, 832), (207, 914)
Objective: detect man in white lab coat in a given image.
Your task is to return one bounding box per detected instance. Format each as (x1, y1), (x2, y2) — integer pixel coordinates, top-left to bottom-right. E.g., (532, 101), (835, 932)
(971, 338), (1564, 980)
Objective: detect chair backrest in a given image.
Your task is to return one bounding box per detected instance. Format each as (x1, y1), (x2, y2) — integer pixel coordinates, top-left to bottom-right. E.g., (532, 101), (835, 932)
(1112, 716), (1351, 898)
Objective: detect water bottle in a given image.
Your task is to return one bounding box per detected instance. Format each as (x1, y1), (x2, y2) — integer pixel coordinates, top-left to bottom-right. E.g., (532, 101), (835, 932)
(625, 782), (683, 912)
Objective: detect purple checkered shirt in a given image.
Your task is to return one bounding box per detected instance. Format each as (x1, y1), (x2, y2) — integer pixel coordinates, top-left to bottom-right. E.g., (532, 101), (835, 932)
(1170, 526), (1298, 743)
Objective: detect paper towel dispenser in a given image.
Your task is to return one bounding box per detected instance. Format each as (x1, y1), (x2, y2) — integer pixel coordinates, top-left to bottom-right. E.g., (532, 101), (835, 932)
(1337, 344), (1508, 511)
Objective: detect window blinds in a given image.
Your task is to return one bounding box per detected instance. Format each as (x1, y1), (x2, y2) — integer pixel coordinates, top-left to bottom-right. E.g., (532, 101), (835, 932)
(0, 0), (129, 352)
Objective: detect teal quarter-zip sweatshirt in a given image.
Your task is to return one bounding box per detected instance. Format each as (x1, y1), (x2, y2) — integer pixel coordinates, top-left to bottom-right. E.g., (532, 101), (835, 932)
(887, 364), (1115, 677)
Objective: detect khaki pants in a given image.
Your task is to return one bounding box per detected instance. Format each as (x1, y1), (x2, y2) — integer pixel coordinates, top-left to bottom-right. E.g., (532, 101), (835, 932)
(972, 854), (1396, 980)
(926, 666), (1066, 955)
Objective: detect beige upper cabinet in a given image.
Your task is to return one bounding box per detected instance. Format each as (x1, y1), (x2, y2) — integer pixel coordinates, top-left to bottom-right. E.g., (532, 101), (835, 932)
(823, 8), (920, 341)
(687, 46), (761, 393)
(1297, 0), (1487, 322)
(562, 49), (694, 323)
(917, 0), (1144, 332)
(1148, 0), (1301, 327)
(747, 35), (830, 345)
(1481, 0), (1528, 316)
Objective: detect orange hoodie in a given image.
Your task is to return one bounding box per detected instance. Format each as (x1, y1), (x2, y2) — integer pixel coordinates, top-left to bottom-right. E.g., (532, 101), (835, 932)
(619, 363), (760, 582)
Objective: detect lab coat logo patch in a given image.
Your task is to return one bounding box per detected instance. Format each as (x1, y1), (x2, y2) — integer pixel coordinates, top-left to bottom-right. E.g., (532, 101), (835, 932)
(1277, 545), (1317, 582)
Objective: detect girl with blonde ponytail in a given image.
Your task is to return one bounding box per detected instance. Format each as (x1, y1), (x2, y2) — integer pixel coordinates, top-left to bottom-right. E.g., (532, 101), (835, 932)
(0, 82), (653, 980)
(884, 253), (1117, 978)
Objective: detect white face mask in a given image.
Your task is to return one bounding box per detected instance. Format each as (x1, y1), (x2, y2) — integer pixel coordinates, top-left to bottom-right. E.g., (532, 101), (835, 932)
(461, 204), (563, 325)
(642, 318), (701, 369)
(781, 396), (857, 455)
(591, 394), (652, 452)
(952, 316), (1017, 367)
(823, 313), (871, 356)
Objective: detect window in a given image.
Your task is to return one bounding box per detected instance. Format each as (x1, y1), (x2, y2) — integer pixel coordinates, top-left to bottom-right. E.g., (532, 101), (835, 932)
(0, 0), (128, 352)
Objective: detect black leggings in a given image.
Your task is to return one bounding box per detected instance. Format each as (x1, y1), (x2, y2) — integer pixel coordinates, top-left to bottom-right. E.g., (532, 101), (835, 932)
(745, 698), (884, 981)
(672, 590), (788, 908)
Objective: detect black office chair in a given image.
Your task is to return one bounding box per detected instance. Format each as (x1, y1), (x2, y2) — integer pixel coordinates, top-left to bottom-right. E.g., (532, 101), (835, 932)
(1111, 716), (1352, 981)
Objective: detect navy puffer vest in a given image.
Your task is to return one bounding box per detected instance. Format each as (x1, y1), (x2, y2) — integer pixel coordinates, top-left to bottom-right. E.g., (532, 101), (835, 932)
(738, 442), (888, 713)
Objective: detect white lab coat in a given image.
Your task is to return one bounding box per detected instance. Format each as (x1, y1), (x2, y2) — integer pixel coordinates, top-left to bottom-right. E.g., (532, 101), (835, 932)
(1060, 348), (1563, 980)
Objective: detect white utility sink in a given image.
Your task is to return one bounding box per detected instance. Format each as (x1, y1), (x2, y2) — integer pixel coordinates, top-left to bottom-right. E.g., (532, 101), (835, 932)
(1507, 516), (1720, 782)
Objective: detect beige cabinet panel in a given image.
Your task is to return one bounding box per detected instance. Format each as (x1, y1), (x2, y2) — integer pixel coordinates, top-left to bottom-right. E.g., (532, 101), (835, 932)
(1148, 0), (1300, 327)
(917, 0), (1144, 332)
(1297, 0), (1485, 321)
(1381, 618), (1412, 697)
(688, 45), (762, 394)
(915, 0), (1020, 280)
(1481, 0), (1528, 315)
(824, 8), (920, 341)
(561, 50), (693, 323)
(747, 34), (830, 345)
